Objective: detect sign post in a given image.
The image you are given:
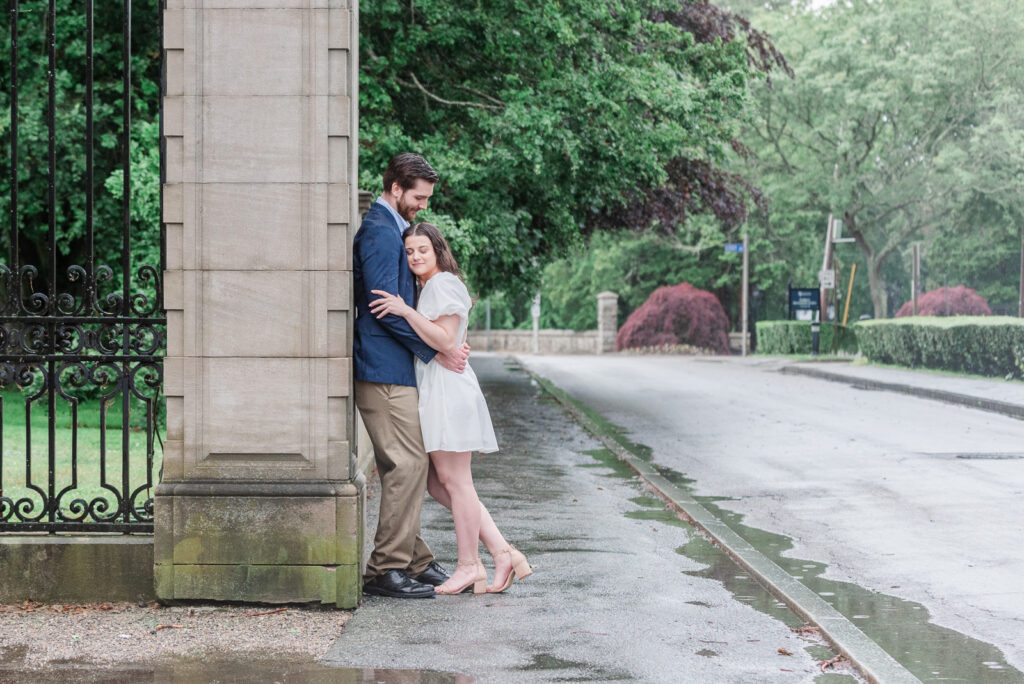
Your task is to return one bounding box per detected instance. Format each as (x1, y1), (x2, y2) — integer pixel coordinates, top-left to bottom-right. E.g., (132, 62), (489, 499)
(741, 232), (749, 356)
(788, 287), (822, 354)
(531, 294), (541, 354)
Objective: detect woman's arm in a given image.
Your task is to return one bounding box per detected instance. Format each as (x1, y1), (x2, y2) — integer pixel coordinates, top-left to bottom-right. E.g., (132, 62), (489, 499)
(369, 290), (461, 354)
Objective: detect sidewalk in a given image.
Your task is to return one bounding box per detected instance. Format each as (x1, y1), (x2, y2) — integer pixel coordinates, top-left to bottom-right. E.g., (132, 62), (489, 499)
(323, 354), (852, 683)
(780, 360), (1024, 420)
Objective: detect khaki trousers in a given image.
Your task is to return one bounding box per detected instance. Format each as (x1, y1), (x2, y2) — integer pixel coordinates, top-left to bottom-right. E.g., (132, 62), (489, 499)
(355, 380), (434, 580)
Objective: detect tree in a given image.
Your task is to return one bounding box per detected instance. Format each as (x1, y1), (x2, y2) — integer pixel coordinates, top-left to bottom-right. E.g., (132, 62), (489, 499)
(359, 0), (778, 296)
(537, 228), (725, 331)
(742, 0), (1024, 318)
(0, 0), (162, 298)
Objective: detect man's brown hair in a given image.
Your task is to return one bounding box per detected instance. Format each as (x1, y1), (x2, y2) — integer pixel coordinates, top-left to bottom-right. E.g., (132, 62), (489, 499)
(382, 153), (439, 193)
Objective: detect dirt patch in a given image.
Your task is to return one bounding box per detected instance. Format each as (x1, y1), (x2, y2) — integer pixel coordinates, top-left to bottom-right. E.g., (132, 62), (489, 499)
(0, 600), (350, 669)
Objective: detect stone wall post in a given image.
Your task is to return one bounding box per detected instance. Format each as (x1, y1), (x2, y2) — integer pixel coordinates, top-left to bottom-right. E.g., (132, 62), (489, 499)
(156, 0), (362, 607)
(597, 292), (619, 354)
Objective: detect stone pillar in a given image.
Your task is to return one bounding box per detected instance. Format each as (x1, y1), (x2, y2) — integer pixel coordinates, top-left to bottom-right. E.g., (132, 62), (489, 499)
(597, 291), (619, 354)
(156, 0), (362, 607)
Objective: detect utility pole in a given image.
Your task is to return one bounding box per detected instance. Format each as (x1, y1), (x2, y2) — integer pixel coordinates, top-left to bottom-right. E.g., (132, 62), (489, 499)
(1019, 224), (1023, 318)
(485, 299), (492, 351)
(912, 243), (921, 316)
(820, 215), (835, 321)
(944, 274), (949, 317)
(741, 230), (749, 357)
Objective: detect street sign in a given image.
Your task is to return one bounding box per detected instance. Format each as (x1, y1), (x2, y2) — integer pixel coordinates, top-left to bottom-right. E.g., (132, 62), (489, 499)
(818, 269), (836, 289)
(789, 288), (820, 312)
(724, 243), (744, 253)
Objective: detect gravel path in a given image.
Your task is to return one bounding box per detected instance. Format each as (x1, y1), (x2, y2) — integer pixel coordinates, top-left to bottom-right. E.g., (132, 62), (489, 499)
(0, 600), (350, 670)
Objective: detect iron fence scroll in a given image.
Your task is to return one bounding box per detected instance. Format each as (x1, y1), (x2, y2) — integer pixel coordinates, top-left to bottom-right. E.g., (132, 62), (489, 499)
(1, 0), (165, 532)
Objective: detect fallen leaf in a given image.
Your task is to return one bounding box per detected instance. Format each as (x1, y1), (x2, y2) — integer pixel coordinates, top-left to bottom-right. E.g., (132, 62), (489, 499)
(819, 655), (845, 672)
(777, 648), (793, 656)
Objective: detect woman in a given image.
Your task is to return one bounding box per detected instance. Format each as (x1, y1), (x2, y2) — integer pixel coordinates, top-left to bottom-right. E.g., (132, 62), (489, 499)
(369, 223), (531, 595)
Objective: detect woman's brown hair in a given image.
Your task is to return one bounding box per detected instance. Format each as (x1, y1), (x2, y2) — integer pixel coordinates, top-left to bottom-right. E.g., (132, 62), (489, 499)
(403, 222), (463, 280)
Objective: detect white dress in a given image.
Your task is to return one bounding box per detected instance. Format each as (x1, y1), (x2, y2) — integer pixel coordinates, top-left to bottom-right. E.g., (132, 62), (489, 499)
(414, 272), (499, 453)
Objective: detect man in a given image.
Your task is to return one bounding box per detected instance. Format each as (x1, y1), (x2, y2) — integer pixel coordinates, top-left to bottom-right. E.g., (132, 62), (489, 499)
(353, 153), (469, 598)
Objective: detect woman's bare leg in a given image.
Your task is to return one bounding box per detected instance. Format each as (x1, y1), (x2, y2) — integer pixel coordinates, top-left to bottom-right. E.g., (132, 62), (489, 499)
(428, 462), (509, 552)
(430, 450), (483, 592)
(428, 461), (515, 589)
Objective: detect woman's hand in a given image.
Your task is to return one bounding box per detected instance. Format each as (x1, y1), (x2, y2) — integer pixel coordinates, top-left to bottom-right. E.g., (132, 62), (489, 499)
(369, 290), (413, 319)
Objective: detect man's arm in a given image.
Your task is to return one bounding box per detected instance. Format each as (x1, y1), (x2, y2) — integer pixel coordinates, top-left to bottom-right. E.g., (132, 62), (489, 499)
(368, 289), (470, 372)
(358, 227), (438, 364)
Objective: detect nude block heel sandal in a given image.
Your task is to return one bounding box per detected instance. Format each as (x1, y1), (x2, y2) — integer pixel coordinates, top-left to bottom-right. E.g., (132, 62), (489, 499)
(488, 546), (532, 593)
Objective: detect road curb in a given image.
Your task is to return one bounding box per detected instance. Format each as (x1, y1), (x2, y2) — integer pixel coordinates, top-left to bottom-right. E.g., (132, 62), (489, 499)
(780, 364), (1024, 421)
(518, 359), (922, 684)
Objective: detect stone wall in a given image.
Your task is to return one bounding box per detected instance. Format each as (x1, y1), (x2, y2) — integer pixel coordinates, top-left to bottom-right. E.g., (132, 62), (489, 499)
(465, 292), (620, 355)
(467, 329), (600, 354)
(0, 537), (155, 603)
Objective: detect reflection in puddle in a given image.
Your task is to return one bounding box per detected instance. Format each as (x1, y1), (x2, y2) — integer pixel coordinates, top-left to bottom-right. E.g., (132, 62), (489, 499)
(1, 654), (474, 684)
(648, 462), (1024, 683)
(515, 652), (634, 681)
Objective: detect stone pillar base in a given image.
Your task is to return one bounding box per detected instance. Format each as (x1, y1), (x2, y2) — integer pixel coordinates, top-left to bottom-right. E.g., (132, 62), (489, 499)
(154, 479), (364, 609)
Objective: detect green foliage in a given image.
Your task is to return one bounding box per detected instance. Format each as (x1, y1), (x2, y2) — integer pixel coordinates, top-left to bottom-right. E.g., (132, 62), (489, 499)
(755, 320), (857, 355)
(855, 317), (1024, 378)
(360, 0), (757, 296)
(537, 229), (726, 331)
(741, 0), (1024, 318)
(922, 202), (1022, 315)
(0, 0), (162, 288)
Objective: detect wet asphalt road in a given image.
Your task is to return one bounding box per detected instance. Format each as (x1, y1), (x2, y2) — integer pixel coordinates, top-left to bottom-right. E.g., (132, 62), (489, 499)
(519, 354), (1024, 681)
(324, 354), (851, 683)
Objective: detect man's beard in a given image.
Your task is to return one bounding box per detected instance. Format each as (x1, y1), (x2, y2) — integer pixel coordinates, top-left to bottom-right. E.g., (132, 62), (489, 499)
(397, 195), (419, 222)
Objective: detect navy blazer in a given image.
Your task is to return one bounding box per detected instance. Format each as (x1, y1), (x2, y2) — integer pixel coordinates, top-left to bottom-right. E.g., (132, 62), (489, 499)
(353, 202), (437, 386)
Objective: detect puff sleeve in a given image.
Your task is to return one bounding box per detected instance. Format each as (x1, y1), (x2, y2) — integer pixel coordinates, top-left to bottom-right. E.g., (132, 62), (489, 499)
(418, 272), (471, 323)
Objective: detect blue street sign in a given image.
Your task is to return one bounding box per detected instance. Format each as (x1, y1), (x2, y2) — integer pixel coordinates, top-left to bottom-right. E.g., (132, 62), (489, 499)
(724, 243), (744, 253)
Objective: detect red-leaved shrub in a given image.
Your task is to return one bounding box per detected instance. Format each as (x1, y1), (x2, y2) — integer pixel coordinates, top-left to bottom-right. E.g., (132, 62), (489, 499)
(616, 283), (730, 353)
(895, 286), (991, 317)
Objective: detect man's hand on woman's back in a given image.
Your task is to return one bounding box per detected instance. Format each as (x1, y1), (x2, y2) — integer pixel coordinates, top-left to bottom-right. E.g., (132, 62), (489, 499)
(436, 343), (470, 373)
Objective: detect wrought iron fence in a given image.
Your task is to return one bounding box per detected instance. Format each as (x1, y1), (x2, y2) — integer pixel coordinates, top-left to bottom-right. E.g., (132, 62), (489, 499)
(1, 0), (165, 532)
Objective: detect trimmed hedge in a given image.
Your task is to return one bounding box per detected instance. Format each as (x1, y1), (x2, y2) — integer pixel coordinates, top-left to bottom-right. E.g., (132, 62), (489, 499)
(756, 320), (858, 355)
(855, 316), (1024, 377)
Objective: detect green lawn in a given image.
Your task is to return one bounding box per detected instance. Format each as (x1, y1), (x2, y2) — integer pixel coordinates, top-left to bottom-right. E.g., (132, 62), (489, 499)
(0, 388), (163, 521)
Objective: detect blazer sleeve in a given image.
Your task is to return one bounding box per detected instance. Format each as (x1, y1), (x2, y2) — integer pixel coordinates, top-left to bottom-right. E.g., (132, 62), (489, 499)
(359, 225), (438, 364)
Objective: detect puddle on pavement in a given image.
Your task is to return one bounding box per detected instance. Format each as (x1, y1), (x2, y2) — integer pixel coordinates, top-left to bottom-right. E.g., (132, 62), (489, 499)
(516, 652), (634, 681)
(647, 461), (1024, 683)
(584, 451), (857, 681)
(1, 653), (474, 684)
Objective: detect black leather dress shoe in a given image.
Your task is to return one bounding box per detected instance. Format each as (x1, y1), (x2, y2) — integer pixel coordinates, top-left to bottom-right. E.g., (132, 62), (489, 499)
(363, 570), (435, 598)
(413, 561), (451, 587)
